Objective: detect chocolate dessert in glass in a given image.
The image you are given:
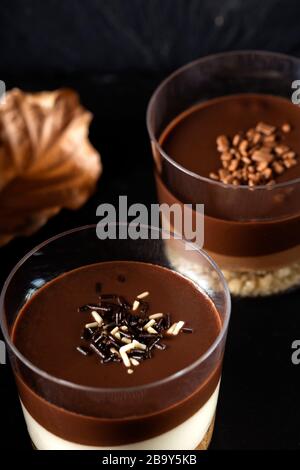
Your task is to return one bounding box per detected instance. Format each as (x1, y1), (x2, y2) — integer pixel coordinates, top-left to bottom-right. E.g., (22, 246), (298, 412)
(147, 51), (300, 296)
(0, 225), (230, 450)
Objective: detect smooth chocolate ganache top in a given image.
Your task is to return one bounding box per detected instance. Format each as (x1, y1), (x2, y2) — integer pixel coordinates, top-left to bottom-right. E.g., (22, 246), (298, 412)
(12, 261), (221, 389)
(160, 93), (300, 184)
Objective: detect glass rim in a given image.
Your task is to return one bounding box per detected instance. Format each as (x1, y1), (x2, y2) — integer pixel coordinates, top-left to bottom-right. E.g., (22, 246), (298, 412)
(0, 223), (231, 394)
(146, 49), (300, 191)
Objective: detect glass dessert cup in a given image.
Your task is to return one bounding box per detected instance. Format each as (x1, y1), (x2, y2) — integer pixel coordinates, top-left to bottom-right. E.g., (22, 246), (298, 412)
(147, 51), (300, 296)
(0, 224), (230, 450)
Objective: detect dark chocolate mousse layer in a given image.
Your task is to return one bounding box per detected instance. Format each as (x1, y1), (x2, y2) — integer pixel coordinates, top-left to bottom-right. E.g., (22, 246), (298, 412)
(12, 261), (221, 445)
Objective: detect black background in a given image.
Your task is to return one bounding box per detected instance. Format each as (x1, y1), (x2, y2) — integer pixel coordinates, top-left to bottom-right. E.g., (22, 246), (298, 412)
(0, 0), (300, 450)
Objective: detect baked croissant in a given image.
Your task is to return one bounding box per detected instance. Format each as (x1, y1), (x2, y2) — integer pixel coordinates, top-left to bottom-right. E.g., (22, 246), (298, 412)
(0, 88), (102, 246)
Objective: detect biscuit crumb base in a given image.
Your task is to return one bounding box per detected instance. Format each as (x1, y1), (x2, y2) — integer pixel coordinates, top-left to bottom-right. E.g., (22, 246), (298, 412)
(166, 245), (300, 297)
(224, 262), (300, 296)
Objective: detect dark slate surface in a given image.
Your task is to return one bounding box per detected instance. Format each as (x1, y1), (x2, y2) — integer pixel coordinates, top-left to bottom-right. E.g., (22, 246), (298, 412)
(1, 0), (300, 76)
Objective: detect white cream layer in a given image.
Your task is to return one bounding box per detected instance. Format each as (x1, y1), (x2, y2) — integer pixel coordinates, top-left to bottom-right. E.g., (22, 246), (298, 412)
(20, 382), (220, 450)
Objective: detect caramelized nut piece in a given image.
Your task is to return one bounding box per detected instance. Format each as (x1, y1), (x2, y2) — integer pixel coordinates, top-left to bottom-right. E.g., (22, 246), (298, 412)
(220, 152), (232, 161)
(262, 168), (273, 180)
(256, 122), (276, 135)
(242, 156), (251, 165)
(273, 162), (285, 174)
(282, 151), (296, 160)
(228, 159), (239, 172)
(239, 140), (249, 156)
(232, 134), (241, 147)
(274, 145), (289, 156)
(252, 132), (261, 145)
(252, 150), (273, 163)
(256, 161), (269, 171)
(281, 123), (291, 133)
(216, 135), (229, 152)
(219, 169), (229, 180)
(284, 159), (297, 168)
(209, 172), (219, 181)
(263, 134), (276, 143)
(246, 128), (255, 140)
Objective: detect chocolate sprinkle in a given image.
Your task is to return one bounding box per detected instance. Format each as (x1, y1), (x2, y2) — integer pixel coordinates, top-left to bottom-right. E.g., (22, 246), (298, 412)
(91, 332), (102, 344)
(90, 343), (106, 359)
(149, 337), (161, 350)
(87, 304), (111, 312)
(120, 331), (132, 339)
(76, 345), (91, 356)
(182, 327), (193, 334)
(155, 342), (167, 350)
(77, 292), (193, 373)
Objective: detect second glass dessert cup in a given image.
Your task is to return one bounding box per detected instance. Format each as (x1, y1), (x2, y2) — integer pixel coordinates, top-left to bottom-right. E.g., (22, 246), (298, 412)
(0, 224), (230, 450)
(147, 51), (300, 296)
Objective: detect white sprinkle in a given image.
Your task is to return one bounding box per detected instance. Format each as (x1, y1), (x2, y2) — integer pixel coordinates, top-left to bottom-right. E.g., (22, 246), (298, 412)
(121, 353), (131, 368)
(115, 332), (121, 340)
(119, 343), (135, 368)
(91, 311), (103, 325)
(85, 322), (99, 329)
(147, 327), (158, 334)
(110, 347), (119, 356)
(127, 368), (134, 374)
(110, 326), (119, 335)
(149, 313), (164, 320)
(137, 291), (149, 300)
(166, 323), (177, 335)
(132, 300), (140, 311)
(119, 351), (131, 368)
(132, 339), (147, 350)
(130, 358), (140, 367)
(143, 319), (155, 330)
(120, 325), (128, 331)
(172, 321), (185, 336)
(120, 343), (135, 353)
(121, 337), (132, 344)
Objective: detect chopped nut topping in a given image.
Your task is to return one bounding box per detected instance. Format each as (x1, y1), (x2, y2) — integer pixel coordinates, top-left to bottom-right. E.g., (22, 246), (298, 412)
(233, 134), (241, 147)
(251, 150), (273, 163)
(216, 135), (230, 152)
(256, 122), (276, 135)
(281, 123), (291, 133)
(209, 121), (297, 186)
(273, 162), (284, 175)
